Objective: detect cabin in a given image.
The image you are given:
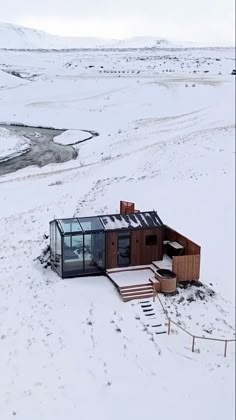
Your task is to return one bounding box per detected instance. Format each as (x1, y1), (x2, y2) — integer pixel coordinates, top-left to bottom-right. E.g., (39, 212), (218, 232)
(50, 201), (201, 282)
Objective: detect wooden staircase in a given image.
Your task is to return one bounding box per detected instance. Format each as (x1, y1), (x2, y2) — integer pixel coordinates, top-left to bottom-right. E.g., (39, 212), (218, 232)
(119, 283), (154, 302)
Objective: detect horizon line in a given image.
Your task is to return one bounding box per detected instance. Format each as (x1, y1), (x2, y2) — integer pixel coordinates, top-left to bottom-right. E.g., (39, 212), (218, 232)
(0, 21), (234, 46)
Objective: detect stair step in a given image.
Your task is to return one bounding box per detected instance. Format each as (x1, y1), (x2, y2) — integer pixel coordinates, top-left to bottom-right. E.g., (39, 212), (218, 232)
(119, 286), (153, 293)
(123, 293), (154, 302)
(120, 283), (152, 291)
(121, 289), (153, 297)
(155, 331), (167, 335)
(152, 324), (162, 328)
(141, 304), (152, 308)
(145, 313), (156, 316)
(143, 308), (153, 312)
(121, 288), (153, 296)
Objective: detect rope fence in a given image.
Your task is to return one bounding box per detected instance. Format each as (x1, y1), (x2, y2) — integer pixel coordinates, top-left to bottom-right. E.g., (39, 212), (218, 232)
(153, 289), (235, 358)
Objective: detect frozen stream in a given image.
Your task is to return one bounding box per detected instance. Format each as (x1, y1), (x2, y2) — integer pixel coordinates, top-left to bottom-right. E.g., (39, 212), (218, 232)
(0, 124), (98, 176)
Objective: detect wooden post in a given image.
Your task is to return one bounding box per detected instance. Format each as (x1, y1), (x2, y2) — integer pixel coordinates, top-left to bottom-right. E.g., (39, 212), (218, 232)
(192, 336), (195, 353)
(224, 340), (228, 358)
(168, 318), (171, 335)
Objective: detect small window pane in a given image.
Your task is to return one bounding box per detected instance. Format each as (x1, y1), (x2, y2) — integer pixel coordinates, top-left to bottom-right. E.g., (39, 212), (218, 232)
(79, 217), (103, 232)
(146, 235), (157, 246)
(60, 219), (82, 233)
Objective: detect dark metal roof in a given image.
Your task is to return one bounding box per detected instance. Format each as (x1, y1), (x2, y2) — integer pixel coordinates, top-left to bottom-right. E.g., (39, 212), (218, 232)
(100, 211), (163, 231)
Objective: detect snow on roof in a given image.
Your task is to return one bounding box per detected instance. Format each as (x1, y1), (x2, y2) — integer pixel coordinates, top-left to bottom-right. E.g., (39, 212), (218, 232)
(100, 211), (163, 231)
(168, 241), (184, 249)
(55, 211), (163, 233)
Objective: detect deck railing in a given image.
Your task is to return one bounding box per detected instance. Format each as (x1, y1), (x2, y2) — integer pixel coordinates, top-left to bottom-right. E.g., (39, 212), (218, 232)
(153, 289), (235, 358)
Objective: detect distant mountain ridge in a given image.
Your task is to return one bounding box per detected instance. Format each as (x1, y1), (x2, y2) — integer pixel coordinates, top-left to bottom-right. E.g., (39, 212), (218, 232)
(0, 22), (174, 49)
(0, 22), (232, 50)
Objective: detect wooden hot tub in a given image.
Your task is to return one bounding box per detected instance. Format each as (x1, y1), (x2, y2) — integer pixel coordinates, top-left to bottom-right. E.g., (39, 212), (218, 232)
(155, 269), (177, 294)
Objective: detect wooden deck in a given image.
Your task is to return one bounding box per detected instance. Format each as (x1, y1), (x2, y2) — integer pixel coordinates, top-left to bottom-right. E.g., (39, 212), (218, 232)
(106, 266), (156, 302)
(106, 250), (201, 301)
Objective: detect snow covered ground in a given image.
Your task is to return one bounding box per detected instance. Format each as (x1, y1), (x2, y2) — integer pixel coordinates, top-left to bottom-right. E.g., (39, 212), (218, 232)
(0, 47), (235, 420)
(53, 129), (92, 145)
(109, 268), (154, 287)
(0, 69), (28, 89)
(0, 127), (30, 162)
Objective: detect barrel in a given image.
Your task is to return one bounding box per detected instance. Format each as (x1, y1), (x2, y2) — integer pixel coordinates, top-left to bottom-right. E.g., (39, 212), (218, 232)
(155, 269), (177, 294)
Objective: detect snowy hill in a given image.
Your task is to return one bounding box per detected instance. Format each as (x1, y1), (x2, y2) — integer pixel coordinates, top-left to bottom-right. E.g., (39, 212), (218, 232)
(0, 69), (28, 88)
(0, 22), (61, 49)
(0, 22), (174, 49)
(0, 46), (235, 420)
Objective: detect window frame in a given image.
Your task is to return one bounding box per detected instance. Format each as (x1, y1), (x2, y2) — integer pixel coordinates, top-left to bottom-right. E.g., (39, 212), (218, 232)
(145, 234), (158, 246)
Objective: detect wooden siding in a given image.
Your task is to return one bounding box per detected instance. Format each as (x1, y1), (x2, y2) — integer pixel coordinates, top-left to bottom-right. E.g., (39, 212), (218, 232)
(131, 228), (163, 265)
(105, 228), (163, 269)
(172, 255), (201, 281)
(105, 232), (118, 269)
(165, 225), (201, 256)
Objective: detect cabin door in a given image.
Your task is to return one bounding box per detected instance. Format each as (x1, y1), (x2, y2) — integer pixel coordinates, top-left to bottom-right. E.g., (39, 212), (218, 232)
(117, 232), (131, 266)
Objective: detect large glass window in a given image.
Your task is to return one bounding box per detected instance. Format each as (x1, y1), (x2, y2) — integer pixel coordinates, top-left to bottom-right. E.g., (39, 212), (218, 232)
(63, 234), (84, 276)
(61, 232), (105, 277)
(55, 223), (62, 275)
(84, 233), (105, 273)
(50, 222), (56, 266)
(118, 232), (131, 266)
(93, 232), (105, 269)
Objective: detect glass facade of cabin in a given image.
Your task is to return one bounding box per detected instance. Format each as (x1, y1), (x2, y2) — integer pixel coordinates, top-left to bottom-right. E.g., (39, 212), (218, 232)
(50, 217), (106, 278)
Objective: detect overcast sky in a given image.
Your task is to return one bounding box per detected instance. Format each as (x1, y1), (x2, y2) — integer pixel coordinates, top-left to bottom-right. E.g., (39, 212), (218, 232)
(0, 0), (234, 43)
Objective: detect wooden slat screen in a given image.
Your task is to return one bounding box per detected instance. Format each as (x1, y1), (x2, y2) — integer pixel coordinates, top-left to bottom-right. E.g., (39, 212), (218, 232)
(165, 225), (201, 255)
(172, 255), (201, 281)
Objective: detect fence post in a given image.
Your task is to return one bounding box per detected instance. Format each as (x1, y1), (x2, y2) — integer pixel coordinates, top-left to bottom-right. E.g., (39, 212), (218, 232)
(224, 340), (228, 358)
(168, 318), (171, 335)
(192, 336), (195, 353)
(153, 287), (155, 302)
